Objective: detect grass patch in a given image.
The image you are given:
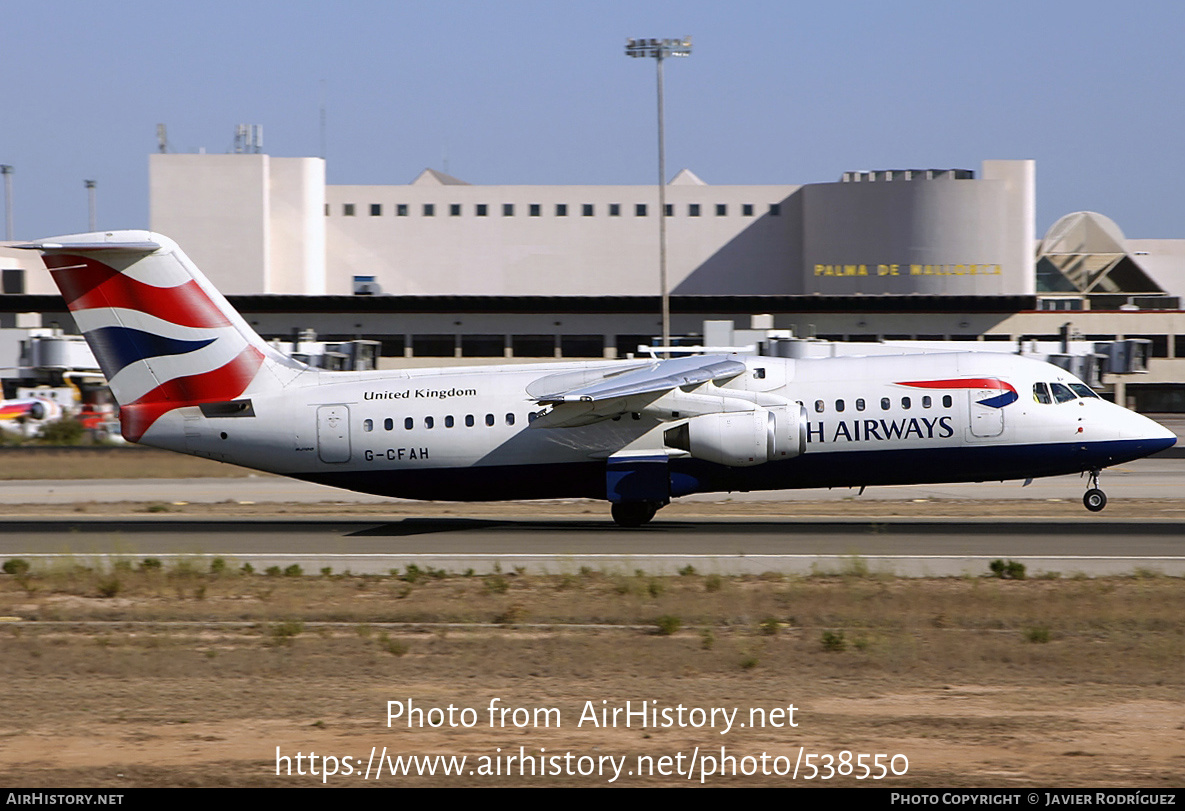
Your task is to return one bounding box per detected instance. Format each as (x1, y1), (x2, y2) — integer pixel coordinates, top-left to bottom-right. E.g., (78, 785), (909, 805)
(654, 615), (681, 636)
(989, 559), (1027, 580)
(3, 558), (31, 576)
(821, 630), (846, 652)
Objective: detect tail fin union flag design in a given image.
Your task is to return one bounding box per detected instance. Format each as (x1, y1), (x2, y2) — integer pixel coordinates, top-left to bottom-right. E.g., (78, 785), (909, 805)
(897, 377), (1019, 409)
(43, 252), (263, 442)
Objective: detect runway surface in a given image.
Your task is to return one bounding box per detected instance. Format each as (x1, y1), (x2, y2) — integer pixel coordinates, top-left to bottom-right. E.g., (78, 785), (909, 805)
(1, 455), (1182, 577)
(2, 514), (1182, 577)
(0, 455), (1180, 504)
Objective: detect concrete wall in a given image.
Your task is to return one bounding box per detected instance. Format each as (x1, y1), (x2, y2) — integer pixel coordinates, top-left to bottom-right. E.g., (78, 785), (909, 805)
(800, 160), (1034, 296)
(149, 154), (325, 294)
(323, 182), (800, 296)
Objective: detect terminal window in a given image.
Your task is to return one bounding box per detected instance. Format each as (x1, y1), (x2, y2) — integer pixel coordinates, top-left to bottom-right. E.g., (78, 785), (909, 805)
(609, 203), (621, 216)
(378, 337), (404, 357)
(529, 204), (541, 217)
(396, 204), (408, 216)
(369, 204), (382, 216)
(343, 203), (355, 216)
(561, 335), (604, 357)
(615, 334), (652, 356)
(715, 204), (727, 216)
(664, 204), (673, 216)
(635, 204), (648, 217)
(412, 335), (454, 357)
(461, 335), (505, 357)
(582, 204), (594, 216)
(1129, 334), (1169, 358)
(476, 204), (488, 216)
(2, 269), (25, 294)
(742, 204), (754, 216)
(513, 335), (555, 357)
(503, 203), (514, 216)
(449, 204), (461, 216)
(423, 203), (435, 217)
(555, 203), (568, 217)
(688, 204), (700, 217)
(769, 203), (781, 216)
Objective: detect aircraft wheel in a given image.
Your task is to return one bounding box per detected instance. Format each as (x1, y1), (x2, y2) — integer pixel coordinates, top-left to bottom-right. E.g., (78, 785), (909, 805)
(611, 502), (658, 528)
(1083, 488), (1107, 512)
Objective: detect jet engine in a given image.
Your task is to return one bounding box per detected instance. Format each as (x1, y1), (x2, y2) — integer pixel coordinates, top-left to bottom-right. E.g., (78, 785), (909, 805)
(664, 403), (805, 467)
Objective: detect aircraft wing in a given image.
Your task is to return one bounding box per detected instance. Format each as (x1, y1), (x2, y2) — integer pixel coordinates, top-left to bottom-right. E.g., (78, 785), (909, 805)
(534, 355), (746, 404)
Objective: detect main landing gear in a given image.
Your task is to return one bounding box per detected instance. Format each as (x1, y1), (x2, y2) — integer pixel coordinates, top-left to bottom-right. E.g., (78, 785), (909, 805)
(611, 501), (664, 527)
(1083, 468), (1107, 512)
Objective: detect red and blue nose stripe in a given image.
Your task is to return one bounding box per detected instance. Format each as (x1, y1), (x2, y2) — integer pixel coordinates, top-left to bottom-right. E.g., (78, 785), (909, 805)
(896, 378), (1019, 409)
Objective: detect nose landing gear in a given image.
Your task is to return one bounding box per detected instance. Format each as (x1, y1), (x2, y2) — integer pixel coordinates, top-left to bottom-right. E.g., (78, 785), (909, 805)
(1083, 468), (1107, 512)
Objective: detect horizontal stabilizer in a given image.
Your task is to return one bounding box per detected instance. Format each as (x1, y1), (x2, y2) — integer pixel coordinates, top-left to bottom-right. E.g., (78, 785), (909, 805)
(15, 237), (162, 254)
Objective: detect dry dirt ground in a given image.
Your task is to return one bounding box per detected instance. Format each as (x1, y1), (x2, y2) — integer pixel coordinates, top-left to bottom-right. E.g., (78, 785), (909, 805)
(0, 568), (1182, 788)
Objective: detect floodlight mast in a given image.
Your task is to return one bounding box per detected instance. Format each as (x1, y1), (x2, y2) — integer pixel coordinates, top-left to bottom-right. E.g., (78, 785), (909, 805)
(84, 180), (97, 232)
(625, 36), (691, 358)
(1, 165), (12, 241)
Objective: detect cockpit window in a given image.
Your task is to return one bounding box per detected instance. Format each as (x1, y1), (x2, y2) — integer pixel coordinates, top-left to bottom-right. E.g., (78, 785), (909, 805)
(1069, 383), (1100, 399)
(1050, 383), (1077, 404)
(1033, 382), (1051, 404)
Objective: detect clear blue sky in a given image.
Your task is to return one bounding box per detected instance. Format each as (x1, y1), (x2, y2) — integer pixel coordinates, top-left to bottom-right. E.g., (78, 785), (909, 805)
(4, 0), (1182, 240)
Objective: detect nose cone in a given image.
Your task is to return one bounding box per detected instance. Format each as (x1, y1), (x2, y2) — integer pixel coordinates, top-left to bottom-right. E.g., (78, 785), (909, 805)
(1120, 409), (1177, 455)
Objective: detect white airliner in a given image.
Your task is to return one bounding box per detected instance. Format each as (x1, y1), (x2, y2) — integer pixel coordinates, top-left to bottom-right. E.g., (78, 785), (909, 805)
(20, 231), (1177, 525)
(0, 395), (62, 424)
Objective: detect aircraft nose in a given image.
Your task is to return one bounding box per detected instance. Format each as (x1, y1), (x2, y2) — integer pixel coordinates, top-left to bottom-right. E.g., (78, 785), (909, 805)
(1125, 410), (1177, 452)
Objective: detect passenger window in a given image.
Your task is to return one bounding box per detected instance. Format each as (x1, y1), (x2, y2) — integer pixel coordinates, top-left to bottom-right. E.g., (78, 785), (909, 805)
(855, 398), (865, 411)
(465, 414), (475, 427)
(404, 417), (413, 430)
(942, 395), (952, 408)
(815, 400), (825, 413)
(445, 415), (455, 428)
(363, 419), (373, 432)
(922, 396), (931, 408)
(528, 412), (538, 423)
(880, 397), (890, 411)
(384, 418), (394, 431)
(485, 414), (495, 426)
(425, 416), (434, 429)
(1050, 383), (1077, 404)
(505, 413), (515, 426)
(901, 397), (911, 409)
(1033, 383), (1051, 404)
(835, 399), (845, 413)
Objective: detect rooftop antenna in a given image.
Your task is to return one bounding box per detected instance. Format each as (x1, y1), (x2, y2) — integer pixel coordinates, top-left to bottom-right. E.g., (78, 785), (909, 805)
(232, 124), (264, 154)
(156, 123), (169, 154)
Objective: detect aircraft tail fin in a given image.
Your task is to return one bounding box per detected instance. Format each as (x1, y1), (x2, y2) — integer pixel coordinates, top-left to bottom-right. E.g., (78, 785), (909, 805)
(22, 231), (300, 442)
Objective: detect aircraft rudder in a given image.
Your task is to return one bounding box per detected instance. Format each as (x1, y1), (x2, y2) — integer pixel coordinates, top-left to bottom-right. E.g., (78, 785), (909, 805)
(29, 231), (295, 441)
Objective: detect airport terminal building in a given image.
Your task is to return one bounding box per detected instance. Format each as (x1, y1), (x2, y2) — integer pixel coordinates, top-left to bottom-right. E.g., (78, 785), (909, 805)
(3, 152), (1185, 409)
(145, 154), (1037, 299)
